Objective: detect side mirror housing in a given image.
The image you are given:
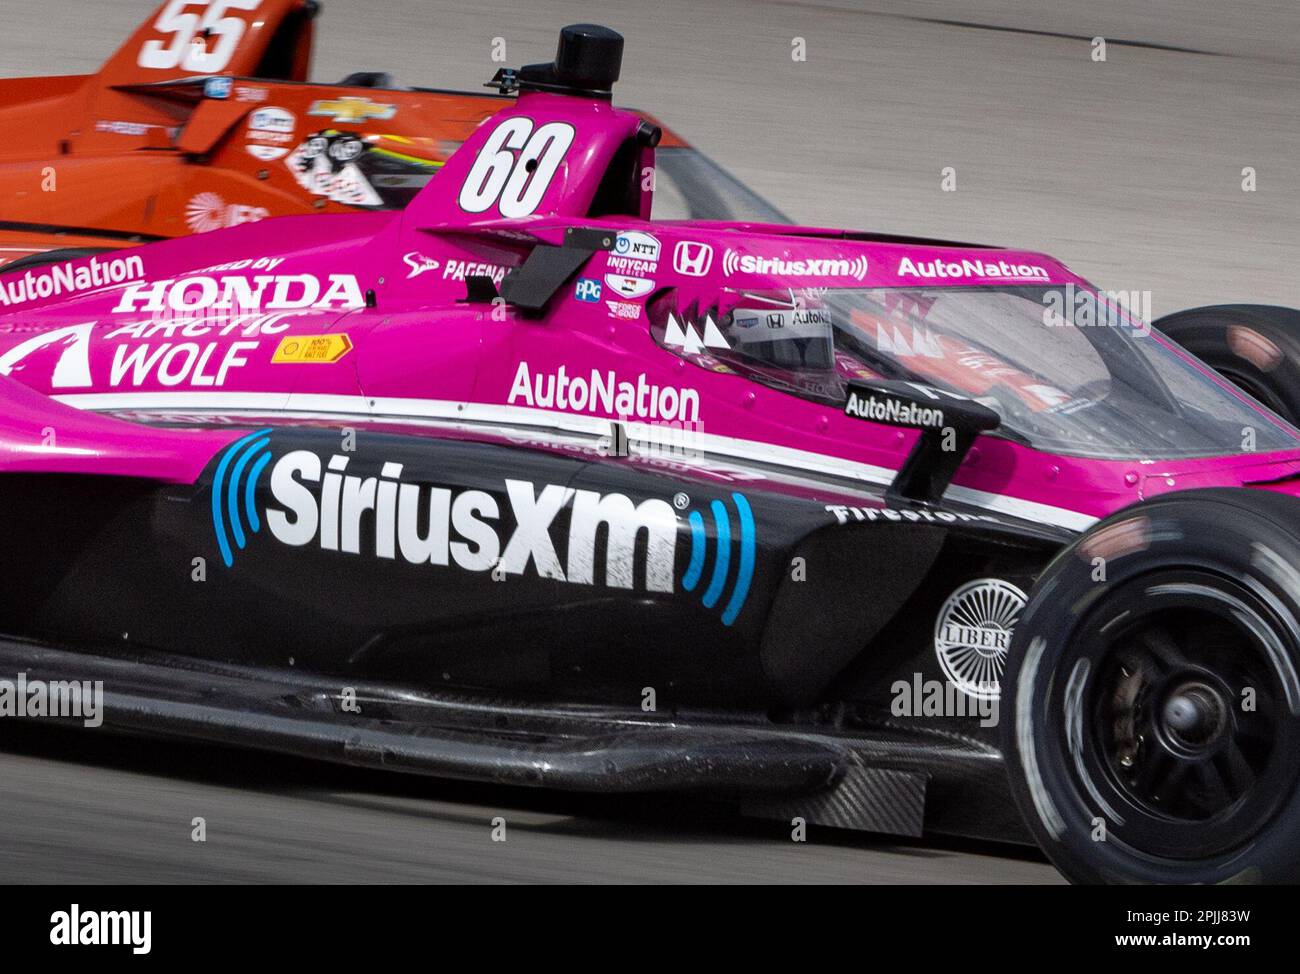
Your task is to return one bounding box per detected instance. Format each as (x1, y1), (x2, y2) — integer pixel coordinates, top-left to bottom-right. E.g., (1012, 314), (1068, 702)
(843, 380), (1001, 506)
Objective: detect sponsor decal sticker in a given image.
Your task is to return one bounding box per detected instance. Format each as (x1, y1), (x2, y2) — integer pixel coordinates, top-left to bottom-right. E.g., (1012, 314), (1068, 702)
(934, 579), (1028, 700)
(607, 231), (660, 277)
(897, 256), (1049, 282)
(606, 300), (642, 321)
(245, 106), (296, 160)
(613, 231), (661, 262)
(403, 252), (440, 280)
(249, 107), (295, 133)
(574, 278), (602, 302)
(722, 249), (868, 281)
(824, 505), (1000, 526)
(271, 334), (352, 364)
(0, 253), (145, 308)
(286, 133), (381, 207)
(204, 76), (233, 100)
(603, 273), (655, 299)
(185, 192), (269, 233)
(209, 442), (757, 626)
(443, 260), (509, 287)
(844, 388), (945, 429)
(308, 97), (397, 123)
(112, 273), (366, 314)
(508, 361), (700, 423)
(235, 85), (269, 103)
(94, 120), (157, 137)
(247, 144), (289, 161)
(672, 241), (713, 277)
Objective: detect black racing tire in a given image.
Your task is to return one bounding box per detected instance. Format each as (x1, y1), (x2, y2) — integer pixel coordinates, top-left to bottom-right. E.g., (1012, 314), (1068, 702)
(0, 247), (118, 276)
(1002, 488), (1300, 884)
(1154, 304), (1300, 422)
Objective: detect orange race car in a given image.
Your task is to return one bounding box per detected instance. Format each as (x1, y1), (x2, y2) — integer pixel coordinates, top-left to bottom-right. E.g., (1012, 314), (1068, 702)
(0, 0), (787, 268)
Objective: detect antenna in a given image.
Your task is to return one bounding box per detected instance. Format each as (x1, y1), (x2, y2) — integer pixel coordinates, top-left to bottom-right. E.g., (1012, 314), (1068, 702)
(486, 24), (624, 100)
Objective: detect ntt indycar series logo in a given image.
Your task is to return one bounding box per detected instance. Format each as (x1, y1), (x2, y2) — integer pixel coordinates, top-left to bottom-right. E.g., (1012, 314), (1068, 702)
(722, 249), (868, 281)
(209, 436), (756, 625)
(0, 253), (145, 307)
(844, 389), (945, 429)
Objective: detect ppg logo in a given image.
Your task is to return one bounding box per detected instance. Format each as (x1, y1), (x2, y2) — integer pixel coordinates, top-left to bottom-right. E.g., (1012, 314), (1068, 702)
(681, 493), (756, 626)
(575, 277), (603, 302)
(211, 428), (274, 568)
(673, 241), (714, 277)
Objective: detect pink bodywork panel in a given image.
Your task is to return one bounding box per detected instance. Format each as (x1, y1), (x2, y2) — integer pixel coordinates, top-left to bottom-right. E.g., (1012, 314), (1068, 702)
(0, 88), (1294, 526)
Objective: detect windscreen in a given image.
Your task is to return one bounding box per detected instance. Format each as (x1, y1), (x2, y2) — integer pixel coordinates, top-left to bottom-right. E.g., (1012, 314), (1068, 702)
(657, 284), (1300, 460)
(651, 147), (791, 223)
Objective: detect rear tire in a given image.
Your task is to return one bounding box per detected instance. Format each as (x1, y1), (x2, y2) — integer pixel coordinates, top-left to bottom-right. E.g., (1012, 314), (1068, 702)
(1155, 304), (1300, 422)
(1002, 489), (1300, 883)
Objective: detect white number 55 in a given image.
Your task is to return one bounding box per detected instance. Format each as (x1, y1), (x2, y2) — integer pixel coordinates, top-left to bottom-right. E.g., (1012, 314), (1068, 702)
(138, 0), (263, 73)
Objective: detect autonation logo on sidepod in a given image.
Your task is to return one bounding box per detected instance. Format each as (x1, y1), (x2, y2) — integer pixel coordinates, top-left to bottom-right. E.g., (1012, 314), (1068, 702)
(209, 438), (757, 625)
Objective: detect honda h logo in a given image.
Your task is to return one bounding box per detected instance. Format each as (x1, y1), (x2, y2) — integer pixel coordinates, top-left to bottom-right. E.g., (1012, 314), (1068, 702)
(673, 241), (714, 277)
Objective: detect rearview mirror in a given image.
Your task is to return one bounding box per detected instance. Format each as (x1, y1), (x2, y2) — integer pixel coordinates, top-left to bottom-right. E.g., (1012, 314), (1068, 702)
(843, 379), (1001, 506)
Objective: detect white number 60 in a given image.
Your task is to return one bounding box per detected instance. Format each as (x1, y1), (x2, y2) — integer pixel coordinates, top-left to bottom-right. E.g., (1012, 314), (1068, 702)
(458, 118), (576, 218)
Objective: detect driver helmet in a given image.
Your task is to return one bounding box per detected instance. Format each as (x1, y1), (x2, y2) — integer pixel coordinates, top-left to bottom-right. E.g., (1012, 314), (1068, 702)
(717, 289), (836, 371)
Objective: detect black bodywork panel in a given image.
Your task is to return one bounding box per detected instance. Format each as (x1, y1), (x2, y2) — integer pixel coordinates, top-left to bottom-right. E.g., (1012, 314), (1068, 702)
(0, 419), (1068, 840)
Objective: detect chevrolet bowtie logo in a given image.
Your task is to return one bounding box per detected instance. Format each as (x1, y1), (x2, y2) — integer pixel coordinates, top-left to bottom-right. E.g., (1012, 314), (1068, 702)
(307, 97), (397, 123)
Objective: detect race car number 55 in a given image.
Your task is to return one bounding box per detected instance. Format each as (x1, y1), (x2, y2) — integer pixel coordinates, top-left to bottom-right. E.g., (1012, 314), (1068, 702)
(138, 0), (263, 73)
(458, 118), (576, 218)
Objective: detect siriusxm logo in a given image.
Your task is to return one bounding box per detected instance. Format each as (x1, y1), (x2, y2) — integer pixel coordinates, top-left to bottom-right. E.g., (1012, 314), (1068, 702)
(208, 441), (757, 625)
(212, 428), (274, 568)
(681, 493), (755, 627)
(722, 250), (868, 281)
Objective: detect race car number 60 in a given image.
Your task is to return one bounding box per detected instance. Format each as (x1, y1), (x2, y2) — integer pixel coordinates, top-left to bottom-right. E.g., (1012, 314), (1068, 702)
(458, 118), (576, 218)
(137, 0), (263, 73)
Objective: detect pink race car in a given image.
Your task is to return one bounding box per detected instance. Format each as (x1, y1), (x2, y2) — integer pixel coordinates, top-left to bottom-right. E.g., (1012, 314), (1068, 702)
(0, 25), (1297, 886)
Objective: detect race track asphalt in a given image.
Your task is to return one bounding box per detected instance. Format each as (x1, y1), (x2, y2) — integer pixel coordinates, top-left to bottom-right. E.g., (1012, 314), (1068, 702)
(0, 724), (1059, 883)
(0, 0), (1294, 883)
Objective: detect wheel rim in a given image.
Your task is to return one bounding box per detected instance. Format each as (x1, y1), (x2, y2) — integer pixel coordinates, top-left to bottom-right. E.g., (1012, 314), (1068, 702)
(1055, 569), (1298, 861)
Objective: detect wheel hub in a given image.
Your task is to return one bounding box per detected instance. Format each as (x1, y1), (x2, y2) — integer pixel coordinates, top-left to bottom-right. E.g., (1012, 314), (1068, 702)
(1161, 681), (1227, 751)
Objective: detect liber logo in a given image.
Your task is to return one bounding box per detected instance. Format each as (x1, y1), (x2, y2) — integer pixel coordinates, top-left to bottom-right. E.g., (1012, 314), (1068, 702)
(206, 442), (757, 626)
(934, 578), (1027, 701)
